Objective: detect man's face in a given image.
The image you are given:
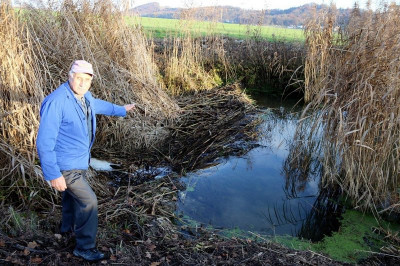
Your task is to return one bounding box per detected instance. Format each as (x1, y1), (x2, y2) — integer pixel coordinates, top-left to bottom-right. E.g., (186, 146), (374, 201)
(69, 72), (93, 96)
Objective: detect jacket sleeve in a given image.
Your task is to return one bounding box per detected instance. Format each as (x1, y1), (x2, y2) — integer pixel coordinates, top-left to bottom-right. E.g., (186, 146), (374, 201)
(36, 99), (63, 181)
(93, 98), (127, 117)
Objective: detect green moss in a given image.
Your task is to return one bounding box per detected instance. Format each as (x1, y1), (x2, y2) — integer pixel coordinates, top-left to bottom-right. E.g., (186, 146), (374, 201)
(274, 235), (313, 250)
(270, 209), (400, 264)
(311, 210), (395, 263)
(220, 227), (249, 239)
(178, 208), (400, 264)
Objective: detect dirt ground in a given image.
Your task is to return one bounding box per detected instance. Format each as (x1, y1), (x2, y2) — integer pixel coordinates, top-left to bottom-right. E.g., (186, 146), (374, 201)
(0, 223), (349, 266)
(1, 219), (398, 265)
(1, 173), (398, 266)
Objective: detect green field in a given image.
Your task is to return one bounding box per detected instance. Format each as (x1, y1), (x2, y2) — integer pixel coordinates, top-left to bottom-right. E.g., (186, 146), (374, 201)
(125, 16), (305, 42)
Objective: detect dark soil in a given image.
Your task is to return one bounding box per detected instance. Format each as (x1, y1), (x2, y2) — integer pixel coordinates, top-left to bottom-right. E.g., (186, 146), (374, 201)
(0, 222), (350, 266)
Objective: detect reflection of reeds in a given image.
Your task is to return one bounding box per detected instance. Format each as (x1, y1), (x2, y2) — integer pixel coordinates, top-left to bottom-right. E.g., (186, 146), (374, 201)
(297, 187), (343, 242)
(303, 3), (400, 213)
(283, 114), (323, 199)
(263, 200), (309, 234)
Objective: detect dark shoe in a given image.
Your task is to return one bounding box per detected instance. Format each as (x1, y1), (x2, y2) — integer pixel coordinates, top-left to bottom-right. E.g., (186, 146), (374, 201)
(73, 248), (105, 261)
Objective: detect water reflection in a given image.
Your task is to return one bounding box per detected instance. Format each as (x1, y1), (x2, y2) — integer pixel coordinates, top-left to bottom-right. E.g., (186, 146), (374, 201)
(176, 98), (343, 240)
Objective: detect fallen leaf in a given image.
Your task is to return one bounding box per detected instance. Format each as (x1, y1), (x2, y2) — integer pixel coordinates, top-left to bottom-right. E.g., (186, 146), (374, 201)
(0, 240), (5, 247)
(148, 244), (156, 251)
(12, 258), (24, 265)
(145, 252), (151, 259)
(150, 262), (161, 266)
(28, 241), (38, 249)
(23, 248), (30, 256)
(31, 257), (43, 264)
(110, 255), (117, 261)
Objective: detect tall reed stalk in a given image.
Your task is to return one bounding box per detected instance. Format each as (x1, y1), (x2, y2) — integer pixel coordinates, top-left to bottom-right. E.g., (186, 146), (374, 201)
(160, 7), (227, 95)
(303, 3), (400, 214)
(0, 2), (51, 207)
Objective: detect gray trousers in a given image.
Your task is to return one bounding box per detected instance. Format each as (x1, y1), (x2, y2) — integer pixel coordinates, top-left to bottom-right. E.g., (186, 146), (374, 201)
(60, 170), (98, 250)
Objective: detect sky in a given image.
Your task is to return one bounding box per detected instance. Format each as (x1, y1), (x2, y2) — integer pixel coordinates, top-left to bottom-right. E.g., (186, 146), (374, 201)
(130, 0), (398, 10)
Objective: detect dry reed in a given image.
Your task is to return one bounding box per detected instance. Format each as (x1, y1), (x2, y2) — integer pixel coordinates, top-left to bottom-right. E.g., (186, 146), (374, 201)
(24, 0), (180, 152)
(0, 0), (180, 207)
(159, 8), (228, 95)
(224, 37), (305, 96)
(302, 3), (400, 214)
(0, 2), (52, 207)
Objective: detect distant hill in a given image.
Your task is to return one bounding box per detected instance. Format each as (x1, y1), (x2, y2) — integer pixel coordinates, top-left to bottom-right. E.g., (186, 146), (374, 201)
(131, 2), (351, 27)
(131, 2), (181, 19)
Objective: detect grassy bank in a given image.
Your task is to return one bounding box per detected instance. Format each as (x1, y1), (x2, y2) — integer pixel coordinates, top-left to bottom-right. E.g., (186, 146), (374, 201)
(126, 16), (305, 42)
(277, 209), (400, 264)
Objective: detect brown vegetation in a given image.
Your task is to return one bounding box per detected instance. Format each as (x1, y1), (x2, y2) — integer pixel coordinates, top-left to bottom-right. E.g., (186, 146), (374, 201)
(0, 0), (180, 208)
(302, 3), (400, 215)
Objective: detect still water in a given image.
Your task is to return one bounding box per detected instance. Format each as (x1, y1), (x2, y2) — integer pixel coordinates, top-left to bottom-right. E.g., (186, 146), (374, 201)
(176, 97), (342, 241)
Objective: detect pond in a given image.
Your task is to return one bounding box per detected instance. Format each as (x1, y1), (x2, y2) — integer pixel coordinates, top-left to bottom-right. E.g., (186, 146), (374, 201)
(176, 96), (343, 242)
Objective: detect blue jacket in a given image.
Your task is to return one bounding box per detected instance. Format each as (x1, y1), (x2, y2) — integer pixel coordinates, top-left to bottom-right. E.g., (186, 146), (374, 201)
(37, 82), (126, 181)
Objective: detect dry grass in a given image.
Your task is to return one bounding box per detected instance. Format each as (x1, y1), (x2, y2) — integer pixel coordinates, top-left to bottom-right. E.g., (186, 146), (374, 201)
(223, 37), (305, 95)
(0, 0), (179, 208)
(0, 2), (51, 207)
(302, 3), (400, 214)
(161, 35), (223, 95)
(158, 8), (229, 95)
(24, 0), (180, 151)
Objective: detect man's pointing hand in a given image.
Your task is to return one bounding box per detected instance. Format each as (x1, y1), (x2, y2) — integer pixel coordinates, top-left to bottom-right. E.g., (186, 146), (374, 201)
(124, 103), (136, 112)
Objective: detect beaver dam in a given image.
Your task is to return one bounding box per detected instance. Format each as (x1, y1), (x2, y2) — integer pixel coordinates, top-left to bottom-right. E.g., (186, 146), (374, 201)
(1, 1), (400, 265)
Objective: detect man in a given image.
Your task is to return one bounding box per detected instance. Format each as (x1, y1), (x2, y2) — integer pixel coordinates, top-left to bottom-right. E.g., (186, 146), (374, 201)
(36, 60), (135, 261)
